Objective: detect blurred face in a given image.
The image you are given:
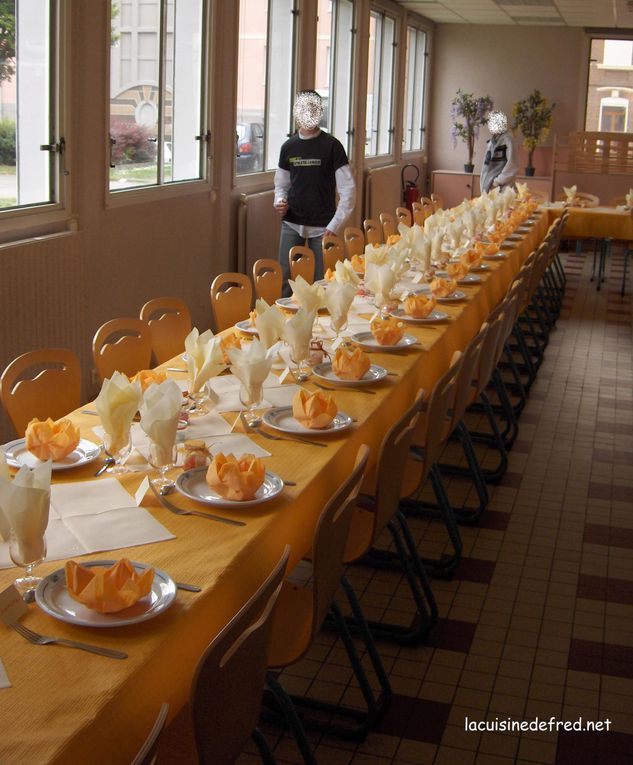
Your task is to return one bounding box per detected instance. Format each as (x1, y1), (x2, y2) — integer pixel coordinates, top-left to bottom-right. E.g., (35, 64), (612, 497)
(293, 92), (323, 131)
(487, 111), (508, 135)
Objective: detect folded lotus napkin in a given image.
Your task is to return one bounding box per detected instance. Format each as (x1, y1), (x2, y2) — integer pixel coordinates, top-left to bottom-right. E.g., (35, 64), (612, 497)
(288, 275), (325, 314)
(370, 316), (404, 345)
(430, 278), (457, 298)
(0, 456), (51, 564)
(324, 268), (335, 281)
(323, 280), (356, 333)
(365, 243), (389, 268)
(292, 389), (337, 429)
(281, 308), (315, 363)
(228, 339), (275, 402)
(25, 418), (80, 461)
(254, 299), (286, 349)
(65, 558), (154, 613)
(461, 249), (482, 269)
(563, 185), (577, 204)
(365, 262), (397, 308)
(350, 254), (365, 274)
(130, 369), (167, 392)
(403, 292), (436, 318)
(220, 331), (242, 364)
(95, 371), (143, 454)
(139, 379), (182, 465)
(476, 240), (499, 256)
(332, 346), (370, 380)
(447, 262), (469, 280)
(333, 259), (361, 287)
(626, 188), (633, 208)
(206, 452), (265, 501)
(184, 327), (225, 394)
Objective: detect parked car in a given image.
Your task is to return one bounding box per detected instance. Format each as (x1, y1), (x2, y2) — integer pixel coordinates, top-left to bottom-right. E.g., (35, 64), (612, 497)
(236, 122), (264, 174)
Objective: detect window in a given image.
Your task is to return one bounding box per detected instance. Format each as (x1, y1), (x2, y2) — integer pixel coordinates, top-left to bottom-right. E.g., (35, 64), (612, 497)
(586, 38), (633, 133)
(600, 100), (628, 132)
(109, 0), (209, 193)
(236, 0), (297, 176)
(403, 25), (426, 152)
(315, 0), (355, 156)
(0, 0), (62, 214)
(365, 9), (395, 157)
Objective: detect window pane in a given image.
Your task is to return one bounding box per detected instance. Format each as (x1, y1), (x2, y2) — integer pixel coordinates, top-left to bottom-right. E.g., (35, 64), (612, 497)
(331, 0), (354, 156)
(266, 0), (294, 171)
(365, 11), (379, 156)
(586, 38), (633, 133)
(404, 27), (426, 152)
(377, 14), (394, 155)
(315, 0), (332, 129)
(403, 27), (415, 152)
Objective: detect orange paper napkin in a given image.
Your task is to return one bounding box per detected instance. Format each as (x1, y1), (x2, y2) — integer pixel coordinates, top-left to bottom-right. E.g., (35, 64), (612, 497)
(475, 241), (500, 256)
(25, 418), (80, 461)
(403, 292), (436, 318)
(460, 249), (482, 269)
(324, 268), (335, 281)
(65, 558), (154, 613)
(446, 262), (469, 280)
(206, 453), (265, 501)
(292, 389), (337, 429)
(221, 331), (242, 364)
(332, 346), (370, 380)
(350, 254), (365, 274)
(430, 278), (457, 298)
(370, 315), (404, 345)
(131, 369), (167, 392)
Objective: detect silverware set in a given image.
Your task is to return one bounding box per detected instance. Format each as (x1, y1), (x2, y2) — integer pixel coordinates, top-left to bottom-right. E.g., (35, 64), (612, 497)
(9, 621), (128, 660)
(149, 479), (247, 527)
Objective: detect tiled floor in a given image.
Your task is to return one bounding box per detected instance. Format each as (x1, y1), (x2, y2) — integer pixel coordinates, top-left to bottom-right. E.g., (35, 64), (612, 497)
(164, 247), (633, 764)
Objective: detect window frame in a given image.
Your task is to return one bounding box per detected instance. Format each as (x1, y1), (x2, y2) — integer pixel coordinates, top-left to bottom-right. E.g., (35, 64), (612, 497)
(584, 32), (633, 134)
(402, 22), (427, 154)
(364, 5), (397, 159)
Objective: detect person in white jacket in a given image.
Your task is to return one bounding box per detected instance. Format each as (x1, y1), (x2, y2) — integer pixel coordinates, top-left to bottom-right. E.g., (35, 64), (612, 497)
(480, 111), (518, 194)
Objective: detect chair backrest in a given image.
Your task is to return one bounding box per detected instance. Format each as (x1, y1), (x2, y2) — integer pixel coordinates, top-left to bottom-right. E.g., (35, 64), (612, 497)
(253, 258), (282, 303)
(430, 193), (444, 211)
(92, 318), (153, 382)
(363, 218), (382, 245)
(344, 226), (365, 258)
(288, 245), (315, 284)
(473, 304), (505, 397)
(130, 703), (169, 765)
(322, 234), (345, 273)
(395, 206), (412, 228)
(449, 323), (488, 431)
(190, 546), (290, 765)
(139, 297), (192, 365)
(210, 272), (253, 332)
(0, 349), (82, 436)
(411, 201), (425, 227)
(379, 212), (396, 241)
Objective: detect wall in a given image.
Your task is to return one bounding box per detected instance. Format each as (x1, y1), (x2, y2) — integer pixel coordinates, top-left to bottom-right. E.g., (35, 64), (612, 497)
(427, 24), (588, 180)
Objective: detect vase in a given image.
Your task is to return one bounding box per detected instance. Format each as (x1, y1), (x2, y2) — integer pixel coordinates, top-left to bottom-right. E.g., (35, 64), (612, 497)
(464, 163), (474, 174)
(524, 166), (535, 177)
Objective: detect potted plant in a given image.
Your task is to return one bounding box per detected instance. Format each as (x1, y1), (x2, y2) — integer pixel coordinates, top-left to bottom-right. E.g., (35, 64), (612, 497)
(512, 89), (555, 177)
(450, 90), (493, 173)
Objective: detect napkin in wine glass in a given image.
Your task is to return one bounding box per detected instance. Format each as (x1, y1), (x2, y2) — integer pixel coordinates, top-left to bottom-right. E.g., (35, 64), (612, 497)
(365, 262), (397, 307)
(95, 371), (142, 453)
(289, 275), (325, 314)
(228, 339), (275, 401)
(65, 558), (154, 613)
(333, 259), (360, 287)
(323, 280), (356, 333)
(139, 379), (182, 465)
(254, 299), (285, 349)
(563, 185), (577, 204)
(281, 308), (316, 363)
(184, 328), (225, 393)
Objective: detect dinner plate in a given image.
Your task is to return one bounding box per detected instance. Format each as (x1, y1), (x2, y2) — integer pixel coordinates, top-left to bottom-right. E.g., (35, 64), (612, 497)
(234, 319), (258, 336)
(35, 560), (176, 628)
(275, 297), (328, 314)
(482, 252), (507, 260)
(263, 407), (353, 435)
(350, 331), (418, 351)
(457, 274), (482, 285)
(435, 290), (467, 302)
(176, 466), (284, 508)
(389, 308), (450, 324)
(470, 263), (491, 272)
(2, 438), (102, 471)
(312, 362), (388, 386)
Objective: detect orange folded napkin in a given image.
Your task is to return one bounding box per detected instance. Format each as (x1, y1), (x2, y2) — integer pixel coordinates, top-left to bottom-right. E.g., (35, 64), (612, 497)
(25, 418), (80, 461)
(324, 267), (336, 281)
(403, 292), (436, 318)
(475, 241), (499, 256)
(386, 234), (401, 246)
(65, 558), (154, 614)
(460, 249), (482, 269)
(350, 254), (365, 273)
(206, 452), (265, 501)
(370, 315), (404, 345)
(220, 331), (242, 364)
(131, 369), (167, 392)
(430, 278), (457, 298)
(332, 346), (370, 380)
(292, 389), (337, 429)
(446, 262), (469, 280)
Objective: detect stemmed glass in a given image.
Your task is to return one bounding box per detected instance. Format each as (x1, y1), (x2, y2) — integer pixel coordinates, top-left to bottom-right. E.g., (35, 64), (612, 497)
(187, 382), (209, 417)
(239, 383), (264, 428)
(103, 430), (132, 475)
(148, 441), (177, 491)
(9, 528), (47, 596)
(288, 344), (310, 382)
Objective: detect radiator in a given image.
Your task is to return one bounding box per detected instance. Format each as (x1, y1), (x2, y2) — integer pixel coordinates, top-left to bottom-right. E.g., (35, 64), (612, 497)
(237, 190), (282, 275)
(364, 164), (402, 220)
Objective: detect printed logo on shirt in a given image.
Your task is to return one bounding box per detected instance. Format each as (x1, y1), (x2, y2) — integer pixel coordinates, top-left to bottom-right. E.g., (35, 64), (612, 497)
(289, 157), (322, 167)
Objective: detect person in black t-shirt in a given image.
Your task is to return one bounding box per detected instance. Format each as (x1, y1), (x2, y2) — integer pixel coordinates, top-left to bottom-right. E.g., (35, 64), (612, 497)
(274, 90), (355, 296)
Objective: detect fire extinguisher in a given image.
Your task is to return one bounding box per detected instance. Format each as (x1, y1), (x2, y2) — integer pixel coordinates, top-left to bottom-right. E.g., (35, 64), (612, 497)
(401, 164), (421, 213)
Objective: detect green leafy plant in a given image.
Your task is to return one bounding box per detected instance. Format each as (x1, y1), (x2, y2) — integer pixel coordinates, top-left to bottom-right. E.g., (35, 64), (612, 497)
(450, 90), (494, 167)
(512, 89), (555, 170)
(0, 118), (15, 165)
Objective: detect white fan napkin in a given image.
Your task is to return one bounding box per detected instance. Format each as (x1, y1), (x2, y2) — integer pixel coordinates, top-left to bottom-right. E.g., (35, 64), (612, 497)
(563, 185), (577, 203)
(333, 259), (360, 287)
(139, 379), (182, 465)
(254, 298), (285, 349)
(323, 280), (356, 333)
(228, 339), (275, 401)
(95, 371), (142, 452)
(365, 262), (397, 307)
(184, 327), (225, 393)
(281, 308), (315, 362)
(289, 275), (324, 313)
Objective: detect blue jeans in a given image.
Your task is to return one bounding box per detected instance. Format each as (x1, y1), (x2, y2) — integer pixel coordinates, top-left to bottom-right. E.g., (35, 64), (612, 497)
(278, 222), (324, 297)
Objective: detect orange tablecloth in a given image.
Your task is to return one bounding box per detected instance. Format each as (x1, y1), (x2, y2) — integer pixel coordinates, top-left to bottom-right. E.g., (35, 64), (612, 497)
(547, 205), (633, 241)
(0, 212), (549, 765)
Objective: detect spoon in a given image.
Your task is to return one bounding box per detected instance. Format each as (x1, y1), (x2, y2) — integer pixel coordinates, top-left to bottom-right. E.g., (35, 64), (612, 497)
(94, 455), (115, 477)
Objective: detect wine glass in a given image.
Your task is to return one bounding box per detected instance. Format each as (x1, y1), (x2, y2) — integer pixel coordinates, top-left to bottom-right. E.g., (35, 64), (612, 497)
(239, 382), (264, 427)
(288, 344), (310, 382)
(187, 383), (209, 417)
(148, 441), (178, 491)
(9, 529), (47, 596)
(104, 430), (132, 475)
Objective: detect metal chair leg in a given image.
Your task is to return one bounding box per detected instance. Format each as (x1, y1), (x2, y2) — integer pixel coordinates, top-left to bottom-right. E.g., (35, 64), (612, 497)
(264, 675), (318, 765)
(252, 728), (278, 765)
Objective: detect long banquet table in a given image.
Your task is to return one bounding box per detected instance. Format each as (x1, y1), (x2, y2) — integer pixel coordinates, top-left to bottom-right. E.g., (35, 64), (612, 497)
(0, 213), (549, 765)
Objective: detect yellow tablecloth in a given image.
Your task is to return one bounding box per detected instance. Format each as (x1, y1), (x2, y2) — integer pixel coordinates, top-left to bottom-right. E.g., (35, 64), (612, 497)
(0, 212), (549, 765)
(547, 205), (633, 241)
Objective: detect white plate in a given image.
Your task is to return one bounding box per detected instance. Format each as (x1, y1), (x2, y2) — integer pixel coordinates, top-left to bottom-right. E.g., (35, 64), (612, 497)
(470, 263), (491, 272)
(275, 297), (328, 314)
(176, 466), (284, 508)
(2, 438), (102, 471)
(35, 560), (176, 628)
(457, 274), (482, 285)
(389, 308), (450, 324)
(235, 320), (258, 336)
(263, 407), (353, 435)
(350, 331), (418, 351)
(312, 362), (388, 386)
(482, 252), (507, 260)
(435, 290), (467, 302)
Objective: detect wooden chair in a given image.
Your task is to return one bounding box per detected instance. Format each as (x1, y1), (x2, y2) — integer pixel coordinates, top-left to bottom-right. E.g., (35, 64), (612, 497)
(288, 245), (315, 284)
(252, 259), (282, 304)
(411, 201), (425, 227)
(430, 193), (444, 210)
(395, 206), (412, 228)
(131, 703), (169, 765)
(139, 297), (192, 365)
(343, 226), (365, 258)
(92, 318), (153, 382)
(379, 212), (396, 240)
(322, 233), (345, 273)
(363, 218), (382, 245)
(0, 349), (82, 436)
(210, 272), (253, 332)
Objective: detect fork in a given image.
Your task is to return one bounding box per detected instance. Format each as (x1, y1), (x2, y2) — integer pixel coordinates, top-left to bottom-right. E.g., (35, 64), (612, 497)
(149, 480), (247, 526)
(254, 428), (328, 448)
(10, 621), (128, 659)
(312, 380), (376, 396)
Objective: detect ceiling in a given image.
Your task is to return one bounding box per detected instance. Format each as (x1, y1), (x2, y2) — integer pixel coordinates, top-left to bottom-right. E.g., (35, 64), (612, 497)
(396, 0), (633, 28)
